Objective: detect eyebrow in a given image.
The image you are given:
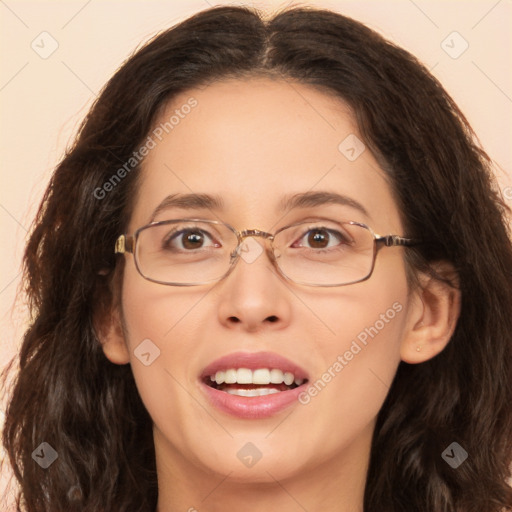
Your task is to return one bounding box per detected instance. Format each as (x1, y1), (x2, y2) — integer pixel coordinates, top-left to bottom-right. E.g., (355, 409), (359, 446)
(149, 190), (370, 222)
(149, 193), (225, 222)
(278, 191), (370, 219)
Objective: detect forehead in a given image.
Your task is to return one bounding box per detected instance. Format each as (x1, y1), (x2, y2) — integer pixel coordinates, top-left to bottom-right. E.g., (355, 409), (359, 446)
(130, 78), (401, 233)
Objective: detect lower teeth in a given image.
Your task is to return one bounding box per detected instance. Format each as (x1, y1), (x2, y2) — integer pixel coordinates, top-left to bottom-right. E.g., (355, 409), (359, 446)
(225, 388), (282, 397)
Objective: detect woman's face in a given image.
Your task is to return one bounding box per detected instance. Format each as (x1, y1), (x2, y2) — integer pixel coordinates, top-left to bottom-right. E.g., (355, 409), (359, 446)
(112, 78), (415, 487)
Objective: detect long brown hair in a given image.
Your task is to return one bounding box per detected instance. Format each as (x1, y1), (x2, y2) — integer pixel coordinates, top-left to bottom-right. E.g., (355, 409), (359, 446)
(2, 5), (511, 511)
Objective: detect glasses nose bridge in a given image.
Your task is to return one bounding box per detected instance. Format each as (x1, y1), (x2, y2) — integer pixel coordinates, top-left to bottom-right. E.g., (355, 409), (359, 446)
(233, 228), (277, 264)
(238, 228), (274, 242)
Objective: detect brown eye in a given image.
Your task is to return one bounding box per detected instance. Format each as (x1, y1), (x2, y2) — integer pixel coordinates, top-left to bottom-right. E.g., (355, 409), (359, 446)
(181, 230), (206, 250)
(293, 227), (351, 251)
(306, 229), (330, 249)
(163, 228), (218, 251)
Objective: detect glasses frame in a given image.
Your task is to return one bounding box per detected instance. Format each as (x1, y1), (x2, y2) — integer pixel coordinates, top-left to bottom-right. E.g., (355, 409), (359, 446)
(114, 218), (420, 287)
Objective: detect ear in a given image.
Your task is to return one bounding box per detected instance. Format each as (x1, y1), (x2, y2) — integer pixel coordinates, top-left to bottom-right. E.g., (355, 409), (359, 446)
(400, 262), (461, 364)
(94, 304), (130, 365)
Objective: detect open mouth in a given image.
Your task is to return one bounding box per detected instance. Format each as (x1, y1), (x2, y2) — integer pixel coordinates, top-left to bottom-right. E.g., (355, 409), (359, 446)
(202, 368), (309, 397)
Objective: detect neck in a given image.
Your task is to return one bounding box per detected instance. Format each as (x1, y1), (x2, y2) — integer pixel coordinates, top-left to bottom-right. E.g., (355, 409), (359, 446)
(153, 422), (373, 512)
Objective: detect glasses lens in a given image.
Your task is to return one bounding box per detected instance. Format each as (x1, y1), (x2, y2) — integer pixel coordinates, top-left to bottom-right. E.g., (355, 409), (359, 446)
(274, 221), (375, 286)
(135, 220), (237, 285)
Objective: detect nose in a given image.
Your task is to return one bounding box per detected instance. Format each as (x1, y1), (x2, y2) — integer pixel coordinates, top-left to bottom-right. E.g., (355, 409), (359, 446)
(214, 235), (292, 332)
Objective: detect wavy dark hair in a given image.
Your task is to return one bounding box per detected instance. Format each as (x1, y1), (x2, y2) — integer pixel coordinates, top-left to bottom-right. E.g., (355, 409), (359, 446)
(1, 5), (511, 512)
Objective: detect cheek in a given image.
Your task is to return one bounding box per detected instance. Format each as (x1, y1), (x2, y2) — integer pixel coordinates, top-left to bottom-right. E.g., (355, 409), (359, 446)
(299, 260), (408, 426)
(120, 262), (209, 343)
(118, 267), (206, 426)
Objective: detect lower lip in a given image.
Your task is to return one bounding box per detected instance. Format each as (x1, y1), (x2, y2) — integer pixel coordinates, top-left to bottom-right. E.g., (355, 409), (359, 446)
(200, 381), (307, 419)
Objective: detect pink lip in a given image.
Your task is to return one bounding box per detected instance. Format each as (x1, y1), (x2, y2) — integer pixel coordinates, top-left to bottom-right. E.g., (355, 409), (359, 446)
(199, 351), (310, 419)
(200, 382), (308, 419)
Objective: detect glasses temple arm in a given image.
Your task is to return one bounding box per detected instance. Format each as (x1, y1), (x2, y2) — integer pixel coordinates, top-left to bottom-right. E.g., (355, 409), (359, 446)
(115, 235), (135, 254)
(376, 235), (421, 247)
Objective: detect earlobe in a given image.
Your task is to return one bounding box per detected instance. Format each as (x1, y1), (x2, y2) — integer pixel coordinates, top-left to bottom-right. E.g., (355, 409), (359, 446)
(400, 263), (461, 364)
(95, 306), (131, 365)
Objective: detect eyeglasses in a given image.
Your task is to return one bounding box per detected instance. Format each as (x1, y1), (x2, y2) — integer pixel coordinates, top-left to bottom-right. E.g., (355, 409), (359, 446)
(114, 218), (419, 287)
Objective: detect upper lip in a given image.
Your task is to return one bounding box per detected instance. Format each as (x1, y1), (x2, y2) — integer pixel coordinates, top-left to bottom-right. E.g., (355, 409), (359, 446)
(200, 351), (310, 381)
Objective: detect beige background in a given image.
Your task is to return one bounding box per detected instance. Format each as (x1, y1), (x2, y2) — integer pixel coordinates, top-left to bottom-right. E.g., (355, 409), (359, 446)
(1, 0), (511, 504)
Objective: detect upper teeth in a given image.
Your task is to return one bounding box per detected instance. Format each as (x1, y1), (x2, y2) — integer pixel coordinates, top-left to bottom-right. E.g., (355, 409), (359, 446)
(210, 368), (304, 386)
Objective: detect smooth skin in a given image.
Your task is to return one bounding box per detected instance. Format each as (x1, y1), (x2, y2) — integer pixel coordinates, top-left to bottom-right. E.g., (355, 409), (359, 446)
(97, 78), (460, 512)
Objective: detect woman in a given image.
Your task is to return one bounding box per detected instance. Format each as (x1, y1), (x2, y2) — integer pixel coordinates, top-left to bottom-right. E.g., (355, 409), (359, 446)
(2, 5), (511, 511)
